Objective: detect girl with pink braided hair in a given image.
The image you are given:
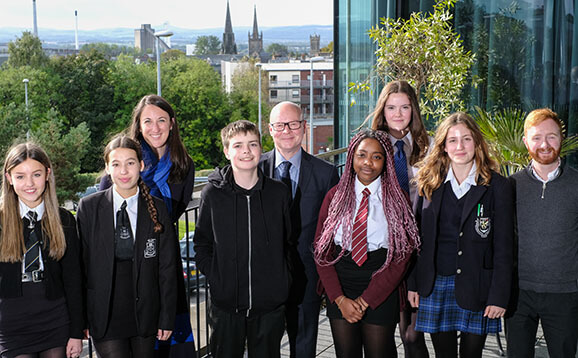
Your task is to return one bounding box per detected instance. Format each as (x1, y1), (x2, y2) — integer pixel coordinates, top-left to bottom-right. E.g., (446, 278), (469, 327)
(314, 129), (420, 358)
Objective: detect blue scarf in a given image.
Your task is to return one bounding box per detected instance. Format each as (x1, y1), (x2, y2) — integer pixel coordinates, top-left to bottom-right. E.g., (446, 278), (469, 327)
(141, 141), (173, 215)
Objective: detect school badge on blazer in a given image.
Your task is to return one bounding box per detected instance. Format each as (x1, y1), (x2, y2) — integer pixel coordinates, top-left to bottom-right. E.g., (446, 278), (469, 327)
(144, 238), (157, 258)
(475, 217), (491, 238)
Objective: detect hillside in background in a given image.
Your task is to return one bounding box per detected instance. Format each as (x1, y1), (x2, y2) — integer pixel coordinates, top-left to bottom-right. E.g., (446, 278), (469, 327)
(0, 25), (333, 48)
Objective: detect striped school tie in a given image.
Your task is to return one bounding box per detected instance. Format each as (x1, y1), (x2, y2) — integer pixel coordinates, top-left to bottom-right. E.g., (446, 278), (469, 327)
(24, 211), (40, 272)
(351, 188), (370, 266)
(394, 140), (410, 194)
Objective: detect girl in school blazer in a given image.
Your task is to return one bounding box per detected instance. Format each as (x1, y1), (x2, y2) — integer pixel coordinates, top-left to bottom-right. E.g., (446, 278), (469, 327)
(77, 136), (177, 357)
(0, 142), (83, 358)
(408, 112), (514, 358)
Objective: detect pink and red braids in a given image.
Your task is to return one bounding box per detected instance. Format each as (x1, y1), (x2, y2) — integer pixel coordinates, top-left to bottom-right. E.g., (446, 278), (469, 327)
(314, 129), (420, 276)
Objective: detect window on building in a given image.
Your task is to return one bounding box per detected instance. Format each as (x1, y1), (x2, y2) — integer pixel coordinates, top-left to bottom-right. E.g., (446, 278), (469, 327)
(292, 90), (299, 98)
(270, 90), (278, 99)
(292, 75), (299, 83)
(270, 75), (277, 83)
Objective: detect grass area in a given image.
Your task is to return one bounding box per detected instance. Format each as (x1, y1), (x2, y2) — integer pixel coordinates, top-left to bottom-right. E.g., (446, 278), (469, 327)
(177, 220), (195, 240)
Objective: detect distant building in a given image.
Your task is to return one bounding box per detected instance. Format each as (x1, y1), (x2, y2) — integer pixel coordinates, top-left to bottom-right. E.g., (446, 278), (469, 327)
(248, 6), (263, 56)
(134, 24), (170, 54)
(222, 1), (237, 54)
(310, 34), (320, 56)
(222, 60), (335, 153)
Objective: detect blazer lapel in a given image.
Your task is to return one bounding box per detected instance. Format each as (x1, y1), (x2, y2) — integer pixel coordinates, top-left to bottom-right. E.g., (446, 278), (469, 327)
(298, 151), (313, 197)
(261, 151), (275, 178)
(134, 195), (151, 280)
(101, 188), (116, 270)
(460, 185), (487, 229)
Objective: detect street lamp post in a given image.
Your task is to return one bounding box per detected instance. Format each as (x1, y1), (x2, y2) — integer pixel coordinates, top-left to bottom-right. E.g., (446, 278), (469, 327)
(256, 63), (263, 137)
(309, 56), (324, 154)
(154, 30), (174, 96)
(23, 78), (30, 139)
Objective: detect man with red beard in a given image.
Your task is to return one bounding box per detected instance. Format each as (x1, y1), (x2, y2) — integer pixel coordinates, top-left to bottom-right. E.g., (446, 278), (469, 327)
(506, 108), (578, 358)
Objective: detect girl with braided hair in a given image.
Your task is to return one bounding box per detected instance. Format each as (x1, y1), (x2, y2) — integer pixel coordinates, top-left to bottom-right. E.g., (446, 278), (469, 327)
(314, 129), (420, 358)
(77, 135), (177, 357)
(408, 112), (514, 357)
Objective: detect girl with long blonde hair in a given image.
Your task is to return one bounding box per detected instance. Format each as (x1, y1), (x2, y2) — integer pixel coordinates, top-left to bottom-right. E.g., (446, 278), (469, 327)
(0, 142), (83, 358)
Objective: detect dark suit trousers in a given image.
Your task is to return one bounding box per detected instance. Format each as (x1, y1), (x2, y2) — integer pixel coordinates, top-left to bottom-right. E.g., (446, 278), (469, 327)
(506, 289), (578, 358)
(209, 303), (285, 358)
(285, 262), (321, 358)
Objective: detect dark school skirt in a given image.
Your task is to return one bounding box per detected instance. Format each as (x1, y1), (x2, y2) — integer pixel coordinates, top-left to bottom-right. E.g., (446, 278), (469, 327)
(0, 281), (70, 358)
(327, 247), (400, 326)
(415, 275), (501, 335)
(94, 260), (138, 342)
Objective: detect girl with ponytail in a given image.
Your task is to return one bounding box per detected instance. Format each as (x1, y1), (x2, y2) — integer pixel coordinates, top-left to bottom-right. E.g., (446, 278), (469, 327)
(314, 129), (420, 357)
(77, 135), (177, 357)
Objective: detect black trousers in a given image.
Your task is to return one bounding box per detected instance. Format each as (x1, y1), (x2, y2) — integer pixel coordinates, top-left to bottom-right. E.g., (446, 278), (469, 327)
(208, 303), (285, 358)
(506, 289), (578, 358)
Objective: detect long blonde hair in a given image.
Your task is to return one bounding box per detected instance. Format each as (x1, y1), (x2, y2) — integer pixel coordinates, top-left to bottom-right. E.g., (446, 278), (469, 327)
(0, 143), (66, 262)
(415, 112), (498, 200)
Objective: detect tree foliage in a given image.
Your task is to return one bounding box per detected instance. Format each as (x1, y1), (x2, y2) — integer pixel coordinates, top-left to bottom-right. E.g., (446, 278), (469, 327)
(266, 43), (289, 57)
(6, 31), (48, 68)
(320, 41), (333, 54)
(360, 0), (476, 122)
(32, 110), (92, 203)
(194, 35), (221, 55)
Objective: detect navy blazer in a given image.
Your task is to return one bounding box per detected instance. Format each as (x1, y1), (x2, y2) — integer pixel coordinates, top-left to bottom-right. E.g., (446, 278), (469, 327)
(408, 172), (514, 311)
(77, 188), (177, 339)
(260, 149), (339, 303)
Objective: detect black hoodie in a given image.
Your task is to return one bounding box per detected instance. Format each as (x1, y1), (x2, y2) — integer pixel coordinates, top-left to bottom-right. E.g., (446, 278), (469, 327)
(194, 165), (293, 316)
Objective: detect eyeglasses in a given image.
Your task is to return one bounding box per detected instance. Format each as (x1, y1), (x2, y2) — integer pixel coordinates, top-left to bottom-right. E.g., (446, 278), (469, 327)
(270, 120), (304, 132)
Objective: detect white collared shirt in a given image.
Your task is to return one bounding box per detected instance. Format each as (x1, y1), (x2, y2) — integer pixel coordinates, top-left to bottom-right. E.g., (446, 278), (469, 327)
(274, 148), (301, 197)
(333, 176), (389, 251)
(19, 199), (45, 273)
(444, 162), (478, 199)
(530, 159), (561, 183)
(112, 186), (139, 240)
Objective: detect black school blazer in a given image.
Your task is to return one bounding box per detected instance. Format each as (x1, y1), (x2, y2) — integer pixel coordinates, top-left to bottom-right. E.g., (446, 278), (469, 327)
(0, 208), (84, 338)
(408, 172), (514, 311)
(77, 188), (177, 339)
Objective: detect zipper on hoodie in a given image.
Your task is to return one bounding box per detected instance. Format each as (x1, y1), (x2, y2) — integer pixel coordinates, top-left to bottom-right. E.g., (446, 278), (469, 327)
(246, 195), (253, 317)
(541, 182), (546, 199)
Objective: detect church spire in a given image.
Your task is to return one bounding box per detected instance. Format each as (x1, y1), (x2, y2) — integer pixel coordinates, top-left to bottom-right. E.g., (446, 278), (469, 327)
(252, 5), (259, 37)
(222, 0), (237, 54)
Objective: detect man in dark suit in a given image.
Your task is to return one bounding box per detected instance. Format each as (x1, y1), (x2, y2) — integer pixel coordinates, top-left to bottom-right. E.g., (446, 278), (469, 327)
(260, 101), (339, 358)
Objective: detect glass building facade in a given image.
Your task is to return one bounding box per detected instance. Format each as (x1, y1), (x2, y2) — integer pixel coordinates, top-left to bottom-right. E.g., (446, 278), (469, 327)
(334, 0), (578, 165)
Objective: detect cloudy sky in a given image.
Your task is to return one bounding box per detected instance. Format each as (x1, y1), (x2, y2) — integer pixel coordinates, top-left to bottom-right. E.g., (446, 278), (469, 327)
(1, 0), (333, 30)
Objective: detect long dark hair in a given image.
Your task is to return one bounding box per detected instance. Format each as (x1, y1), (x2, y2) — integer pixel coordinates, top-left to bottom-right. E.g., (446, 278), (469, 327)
(129, 94), (191, 183)
(104, 135), (164, 233)
(314, 129), (420, 275)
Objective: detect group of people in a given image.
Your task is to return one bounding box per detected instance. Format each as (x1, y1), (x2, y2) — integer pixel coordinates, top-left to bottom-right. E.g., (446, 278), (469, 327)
(194, 80), (577, 358)
(0, 95), (195, 358)
(0, 80), (576, 358)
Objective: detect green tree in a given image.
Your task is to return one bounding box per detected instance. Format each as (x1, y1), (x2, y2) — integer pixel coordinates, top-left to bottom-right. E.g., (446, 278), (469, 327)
(32, 110), (92, 203)
(0, 103), (28, 157)
(360, 0), (476, 122)
(6, 31), (48, 68)
(320, 41), (333, 54)
(162, 49), (186, 61)
(266, 43), (289, 57)
(80, 43), (140, 58)
(47, 49), (116, 172)
(0, 66), (52, 112)
(162, 58), (230, 168)
(109, 54), (156, 132)
(194, 36), (221, 55)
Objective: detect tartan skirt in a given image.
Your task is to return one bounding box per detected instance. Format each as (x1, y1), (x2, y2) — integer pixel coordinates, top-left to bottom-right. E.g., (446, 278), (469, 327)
(415, 275), (501, 335)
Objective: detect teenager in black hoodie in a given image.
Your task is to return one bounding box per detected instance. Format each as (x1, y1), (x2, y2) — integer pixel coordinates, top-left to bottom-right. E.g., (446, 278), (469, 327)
(194, 120), (293, 358)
